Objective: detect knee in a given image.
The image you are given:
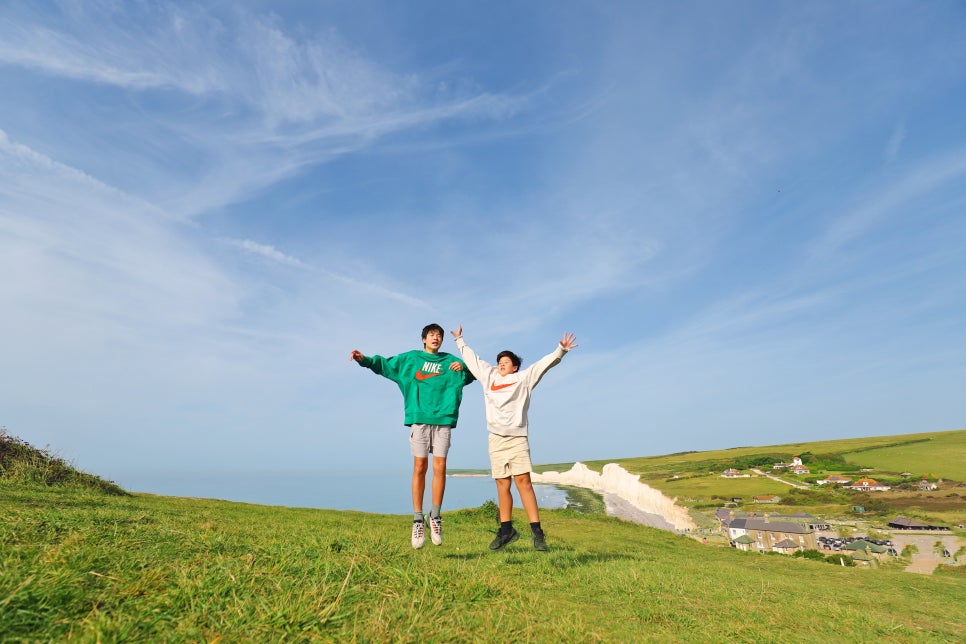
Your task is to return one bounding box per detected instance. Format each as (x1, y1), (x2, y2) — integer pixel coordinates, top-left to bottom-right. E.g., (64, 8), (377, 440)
(413, 459), (429, 475)
(514, 474), (533, 491)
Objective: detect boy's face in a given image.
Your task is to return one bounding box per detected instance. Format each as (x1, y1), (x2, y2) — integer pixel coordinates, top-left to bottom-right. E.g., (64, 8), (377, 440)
(423, 330), (443, 352)
(497, 356), (519, 376)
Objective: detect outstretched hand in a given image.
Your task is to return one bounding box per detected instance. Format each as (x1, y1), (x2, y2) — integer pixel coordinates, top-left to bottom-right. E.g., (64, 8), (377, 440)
(450, 325), (463, 339)
(349, 349), (364, 362)
(559, 332), (578, 351)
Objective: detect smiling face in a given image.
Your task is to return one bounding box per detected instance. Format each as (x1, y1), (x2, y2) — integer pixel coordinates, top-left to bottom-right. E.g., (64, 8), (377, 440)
(497, 356), (519, 376)
(422, 329), (443, 353)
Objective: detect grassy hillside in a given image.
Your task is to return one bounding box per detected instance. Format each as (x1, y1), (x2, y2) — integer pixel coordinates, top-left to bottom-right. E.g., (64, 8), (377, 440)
(841, 430), (966, 480)
(0, 428), (126, 495)
(570, 429), (966, 481)
(3, 480), (965, 642)
(539, 429), (966, 528)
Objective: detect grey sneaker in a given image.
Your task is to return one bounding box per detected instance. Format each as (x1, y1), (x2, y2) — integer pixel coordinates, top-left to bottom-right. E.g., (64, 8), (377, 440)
(532, 531), (547, 552)
(411, 519), (426, 549)
(429, 515), (443, 545)
(489, 527), (520, 551)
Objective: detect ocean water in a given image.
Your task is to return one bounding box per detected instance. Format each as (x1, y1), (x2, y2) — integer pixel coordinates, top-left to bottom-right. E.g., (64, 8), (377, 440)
(120, 470), (569, 515)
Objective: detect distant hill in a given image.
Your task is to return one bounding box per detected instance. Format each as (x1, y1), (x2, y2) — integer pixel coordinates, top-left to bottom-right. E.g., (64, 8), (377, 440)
(536, 429), (966, 526)
(539, 429), (966, 480)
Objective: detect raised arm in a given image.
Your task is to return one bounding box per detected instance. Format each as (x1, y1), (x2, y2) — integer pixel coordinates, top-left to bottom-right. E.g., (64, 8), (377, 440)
(447, 325), (465, 371)
(449, 325), (491, 381)
(521, 332), (578, 388)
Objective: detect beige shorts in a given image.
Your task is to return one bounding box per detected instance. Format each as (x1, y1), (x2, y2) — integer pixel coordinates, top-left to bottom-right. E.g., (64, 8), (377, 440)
(488, 433), (532, 479)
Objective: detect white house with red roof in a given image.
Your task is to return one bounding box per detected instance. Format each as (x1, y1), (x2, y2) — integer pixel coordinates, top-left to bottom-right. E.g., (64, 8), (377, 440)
(846, 477), (890, 491)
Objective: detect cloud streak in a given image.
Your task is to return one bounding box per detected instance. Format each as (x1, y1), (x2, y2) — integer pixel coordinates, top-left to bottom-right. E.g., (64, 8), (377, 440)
(1, 2), (965, 499)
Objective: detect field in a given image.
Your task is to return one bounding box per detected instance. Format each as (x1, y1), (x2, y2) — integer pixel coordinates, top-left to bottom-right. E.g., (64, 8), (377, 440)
(841, 430), (966, 481)
(541, 429), (966, 528)
(4, 428), (966, 641)
(3, 481), (966, 642)
(576, 429), (966, 479)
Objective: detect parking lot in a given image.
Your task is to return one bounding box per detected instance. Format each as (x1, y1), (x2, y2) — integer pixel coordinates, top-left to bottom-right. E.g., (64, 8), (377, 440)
(817, 530), (964, 573)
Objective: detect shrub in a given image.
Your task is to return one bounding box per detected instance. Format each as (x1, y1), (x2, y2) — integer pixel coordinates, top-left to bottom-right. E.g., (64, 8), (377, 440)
(825, 554), (856, 567)
(901, 544), (919, 557)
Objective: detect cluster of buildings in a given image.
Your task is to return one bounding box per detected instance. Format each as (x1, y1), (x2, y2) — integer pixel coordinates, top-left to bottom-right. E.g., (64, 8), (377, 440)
(715, 510), (953, 558)
(709, 456), (952, 558)
(716, 510), (828, 553)
(772, 455), (810, 475)
(719, 455), (942, 493)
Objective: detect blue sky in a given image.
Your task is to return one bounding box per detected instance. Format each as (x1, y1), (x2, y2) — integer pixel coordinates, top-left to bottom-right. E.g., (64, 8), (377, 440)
(2, 1), (965, 495)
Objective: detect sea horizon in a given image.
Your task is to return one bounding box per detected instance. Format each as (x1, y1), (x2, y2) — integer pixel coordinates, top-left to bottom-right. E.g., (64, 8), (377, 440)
(115, 469), (569, 515)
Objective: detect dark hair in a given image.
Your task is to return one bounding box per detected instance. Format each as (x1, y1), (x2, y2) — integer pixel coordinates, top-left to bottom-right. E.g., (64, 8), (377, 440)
(496, 350), (522, 369)
(422, 323), (444, 339)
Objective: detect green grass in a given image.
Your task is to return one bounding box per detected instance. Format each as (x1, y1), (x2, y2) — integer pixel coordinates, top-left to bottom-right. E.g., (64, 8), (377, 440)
(538, 430), (966, 528)
(655, 474), (790, 501)
(3, 481), (965, 642)
(841, 430), (966, 482)
(0, 427), (127, 495)
(599, 429), (965, 479)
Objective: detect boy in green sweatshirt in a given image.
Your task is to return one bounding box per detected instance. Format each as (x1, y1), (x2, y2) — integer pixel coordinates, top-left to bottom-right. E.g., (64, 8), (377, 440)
(350, 323), (475, 548)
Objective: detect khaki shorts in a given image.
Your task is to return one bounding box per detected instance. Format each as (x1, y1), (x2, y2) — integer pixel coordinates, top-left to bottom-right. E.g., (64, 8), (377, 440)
(488, 433), (532, 479)
(410, 424), (452, 458)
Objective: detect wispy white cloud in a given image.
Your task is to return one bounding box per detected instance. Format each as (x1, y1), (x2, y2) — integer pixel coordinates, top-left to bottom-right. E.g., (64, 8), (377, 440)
(810, 148), (966, 261)
(0, 3), (537, 231)
(223, 238), (308, 269)
(3, 1), (966, 489)
(0, 130), (239, 332)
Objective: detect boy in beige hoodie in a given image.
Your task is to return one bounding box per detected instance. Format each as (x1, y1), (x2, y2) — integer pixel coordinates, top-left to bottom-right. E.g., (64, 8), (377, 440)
(451, 325), (577, 551)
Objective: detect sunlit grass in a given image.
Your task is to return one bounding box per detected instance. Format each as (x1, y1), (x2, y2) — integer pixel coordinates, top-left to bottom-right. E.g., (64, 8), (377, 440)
(842, 430), (966, 481)
(3, 481), (965, 642)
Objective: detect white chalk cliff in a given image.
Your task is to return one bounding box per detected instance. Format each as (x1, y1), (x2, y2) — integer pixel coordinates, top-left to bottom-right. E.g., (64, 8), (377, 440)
(532, 462), (697, 533)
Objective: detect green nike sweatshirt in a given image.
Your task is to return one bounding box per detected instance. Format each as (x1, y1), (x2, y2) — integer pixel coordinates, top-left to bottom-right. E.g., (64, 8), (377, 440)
(358, 350), (475, 426)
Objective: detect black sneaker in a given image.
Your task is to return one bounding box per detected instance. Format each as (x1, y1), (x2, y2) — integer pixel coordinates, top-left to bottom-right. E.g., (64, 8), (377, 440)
(489, 527), (520, 551)
(532, 531), (548, 552)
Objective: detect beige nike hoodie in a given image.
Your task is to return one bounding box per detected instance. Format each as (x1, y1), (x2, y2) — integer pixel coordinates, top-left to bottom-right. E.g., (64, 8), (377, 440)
(455, 336), (569, 437)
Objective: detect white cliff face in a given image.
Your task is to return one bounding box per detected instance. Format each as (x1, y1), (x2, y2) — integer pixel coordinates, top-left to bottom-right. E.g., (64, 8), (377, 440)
(532, 462), (697, 533)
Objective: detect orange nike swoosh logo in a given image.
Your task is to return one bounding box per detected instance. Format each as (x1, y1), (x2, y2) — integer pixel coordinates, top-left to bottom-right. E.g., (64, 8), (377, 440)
(490, 382), (516, 391)
(415, 371), (441, 380)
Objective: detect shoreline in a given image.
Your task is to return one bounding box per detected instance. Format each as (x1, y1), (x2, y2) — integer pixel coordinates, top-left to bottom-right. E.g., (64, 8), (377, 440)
(532, 462), (697, 533)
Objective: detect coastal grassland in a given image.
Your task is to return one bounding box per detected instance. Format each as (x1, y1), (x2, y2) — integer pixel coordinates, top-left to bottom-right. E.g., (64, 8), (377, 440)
(572, 429), (966, 482)
(558, 485), (607, 514)
(648, 475), (789, 502)
(841, 430), (966, 482)
(0, 428), (126, 495)
(3, 482), (966, 642)
(546, 430), (965, 515)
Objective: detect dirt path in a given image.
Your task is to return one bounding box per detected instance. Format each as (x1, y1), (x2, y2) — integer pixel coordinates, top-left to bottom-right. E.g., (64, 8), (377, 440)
(750, 468), (809, 490)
